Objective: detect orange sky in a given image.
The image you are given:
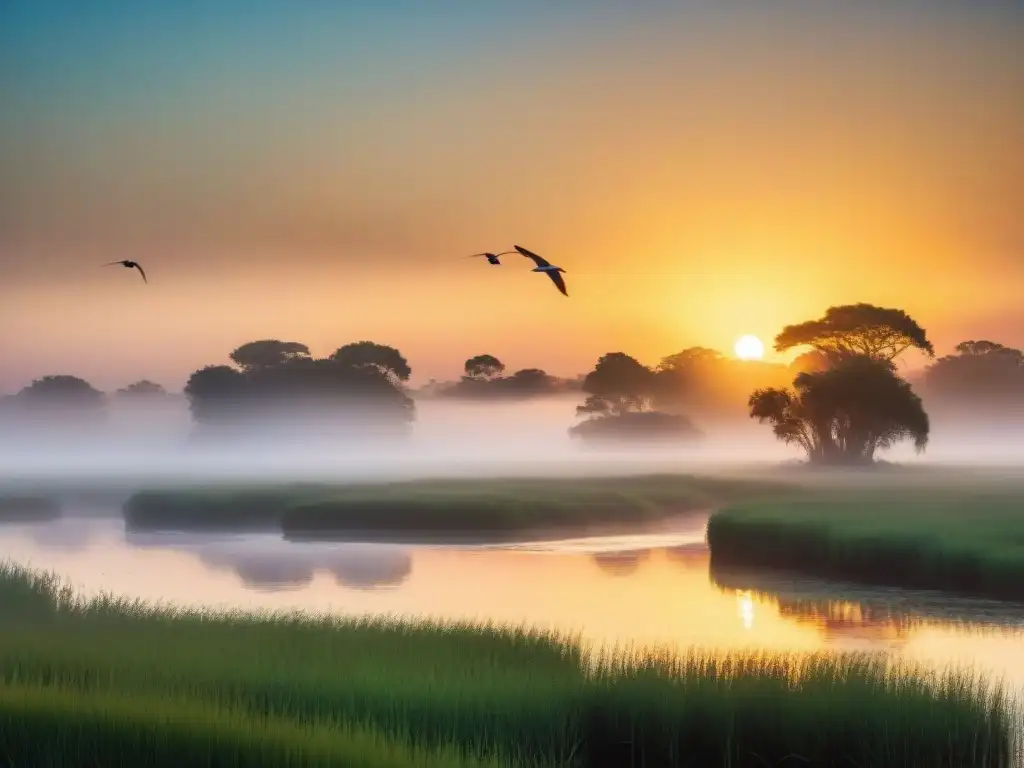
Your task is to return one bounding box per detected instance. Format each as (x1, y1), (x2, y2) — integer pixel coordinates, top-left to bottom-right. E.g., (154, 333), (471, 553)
(1, 4), (1022, 391)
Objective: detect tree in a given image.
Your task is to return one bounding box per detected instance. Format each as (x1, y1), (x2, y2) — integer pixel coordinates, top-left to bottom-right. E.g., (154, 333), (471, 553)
(117, 380), (168, 397)
(184, 365), (246, 424)
(330, 341), (412, 383)
(789, 350), (832, 374)
(463, 354), (505, 381)
(229, 340), (310, 371)
(775, 303), (934, 363)
(10, 375), (108, 431)
(579, 353), (656, 416)
(749, 356), (929, 465)
(920, 340), (1024, 410)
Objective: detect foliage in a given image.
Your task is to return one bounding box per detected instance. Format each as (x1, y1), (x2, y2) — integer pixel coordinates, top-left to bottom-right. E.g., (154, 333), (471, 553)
(124, 474), (792, 536)
(707, 485), (1024, 601)
(464, 354), (505, 381)
(229, 340), (312, 371)
(330, 341), (412, 383)
(774, 303), (935, 362)
(579, 353), (657, 416)
(749, 356), (929, 464)
(116, 380), (169, 397)
(184, 340), (415, 434)
(920, 340), (1024, 411)
(0, 561), (1013, 768)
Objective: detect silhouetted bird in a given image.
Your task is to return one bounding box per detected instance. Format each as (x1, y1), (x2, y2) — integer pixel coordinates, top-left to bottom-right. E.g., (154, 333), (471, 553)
(467, 251), (515, 266)
(102, 260), (148, 284)
(514, 245), (568, 296)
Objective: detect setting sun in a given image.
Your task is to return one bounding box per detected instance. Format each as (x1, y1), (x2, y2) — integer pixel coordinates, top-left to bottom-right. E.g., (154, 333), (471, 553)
(734, 335), (766, 361)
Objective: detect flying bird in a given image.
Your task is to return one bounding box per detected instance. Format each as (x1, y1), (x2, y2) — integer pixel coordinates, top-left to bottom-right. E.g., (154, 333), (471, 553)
(102, 260), (148, 284)
(514, 245), (568, 296)
(466, 251), (515, 265)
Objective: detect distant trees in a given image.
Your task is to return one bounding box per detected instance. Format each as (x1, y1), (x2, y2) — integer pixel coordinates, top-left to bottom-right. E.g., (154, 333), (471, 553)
(116, 380), (169, 398)
(463, 354), (505, 381)
(571, 353), (701, 445)
(919, 340), (1024, 417)
(749, 304), (932, 464)
(229, 340), (311, 372)
(184, 340), (415, 439)
(0, 375), (108, 439)
(432, 354), (573, 400)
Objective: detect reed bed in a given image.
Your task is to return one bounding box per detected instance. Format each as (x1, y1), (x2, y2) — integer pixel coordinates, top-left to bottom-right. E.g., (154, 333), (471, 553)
(0, 561), (1017, 767)
(707, 489), (1024, 601)
(123, 473), (792, 536)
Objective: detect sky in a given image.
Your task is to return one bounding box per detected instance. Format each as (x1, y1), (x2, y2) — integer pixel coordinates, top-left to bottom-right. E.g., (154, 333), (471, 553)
(1, 1), (1022, 391)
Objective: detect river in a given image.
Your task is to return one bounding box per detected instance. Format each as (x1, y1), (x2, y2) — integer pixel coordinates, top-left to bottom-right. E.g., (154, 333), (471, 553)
(4, 511), (1024, 691)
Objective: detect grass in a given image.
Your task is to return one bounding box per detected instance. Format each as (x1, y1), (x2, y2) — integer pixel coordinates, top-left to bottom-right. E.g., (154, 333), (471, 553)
(0, 561), (1017, 767)
(706, 485), (1024, 602)
(124, 473), (794, 538)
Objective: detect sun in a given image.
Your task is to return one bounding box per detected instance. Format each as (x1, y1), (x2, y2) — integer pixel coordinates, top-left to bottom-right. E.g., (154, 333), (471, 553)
(734, 334), (765, 361)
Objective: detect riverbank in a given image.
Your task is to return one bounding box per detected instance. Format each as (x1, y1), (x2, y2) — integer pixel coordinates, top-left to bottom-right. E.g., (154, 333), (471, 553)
(0, 561), (1014, 767)
(706, 485), (1024, 602)
(122, 473), (793, 537)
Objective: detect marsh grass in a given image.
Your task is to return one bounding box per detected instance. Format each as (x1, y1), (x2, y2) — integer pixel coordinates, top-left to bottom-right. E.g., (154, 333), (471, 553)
(124, 473), (793, 537)
(707, 489), (1024, 601)
(0, 561), (1017, 767)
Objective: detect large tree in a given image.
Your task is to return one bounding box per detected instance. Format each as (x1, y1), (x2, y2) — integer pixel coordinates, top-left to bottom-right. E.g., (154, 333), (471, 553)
(578, 353), (656, 417)
(463, 354), (505, 381)
(330, 341), (412, 383)
(229, 340), (311, 371)
(749, 356), (929, 465)
(775, 303), (934, 363)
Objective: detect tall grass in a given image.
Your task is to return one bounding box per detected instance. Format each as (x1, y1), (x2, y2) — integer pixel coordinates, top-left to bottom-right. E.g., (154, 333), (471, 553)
(124, 473), (794, 537)
(707, 489), (1024, 601)
(0, 561), (1017, 767)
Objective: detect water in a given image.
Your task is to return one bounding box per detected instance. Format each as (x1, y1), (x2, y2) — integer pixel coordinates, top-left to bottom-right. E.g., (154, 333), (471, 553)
(5, 512), (1024, 690)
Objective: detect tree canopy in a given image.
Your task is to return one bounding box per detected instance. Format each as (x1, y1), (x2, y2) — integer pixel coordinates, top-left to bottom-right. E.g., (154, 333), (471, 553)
(229, 340), (311, 371)
(774, 303), (934, 362)
(920, 339), (1024, 411)
(579, 352), (656, 417)
(117, 380), (169, 397)
(463, 354), (505, 381)
(330, 341), (412, 383)
(749, 355), (929, 464)
(185, 340), (415, 437)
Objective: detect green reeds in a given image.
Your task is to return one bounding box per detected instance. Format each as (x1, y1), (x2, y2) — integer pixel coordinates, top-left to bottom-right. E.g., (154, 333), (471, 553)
(0, 561), (1016, 767)
(124, 474), (794, 537)
(707, 490), (1024, 601)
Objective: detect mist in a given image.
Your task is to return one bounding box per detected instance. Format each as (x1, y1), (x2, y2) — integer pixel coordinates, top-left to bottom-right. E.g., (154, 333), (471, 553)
(1, 391), (1023, 492)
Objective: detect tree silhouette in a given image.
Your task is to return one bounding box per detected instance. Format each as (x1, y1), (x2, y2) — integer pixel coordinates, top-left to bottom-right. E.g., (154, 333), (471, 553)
(229, 340), (311, 371)
(789, 350), (832, 374)
(184, 341), (415, 437)
(463, 354), (505, 381)
(579, 353), (656, 416)
(117, 380), (168, 397)
(775, 303), (934, 363)
(920, 340), (1024, 412)
(330, 341), (412, 383)
(749, 356), (929, 465)
(8, 375), (108, 433)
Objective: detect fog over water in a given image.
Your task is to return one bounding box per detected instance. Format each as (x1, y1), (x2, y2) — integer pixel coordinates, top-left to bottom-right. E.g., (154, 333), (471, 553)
(1, 394), (1021, 488)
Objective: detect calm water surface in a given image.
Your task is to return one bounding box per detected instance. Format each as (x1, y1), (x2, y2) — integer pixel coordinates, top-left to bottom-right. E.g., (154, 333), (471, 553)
(5, 513), (1024, 689)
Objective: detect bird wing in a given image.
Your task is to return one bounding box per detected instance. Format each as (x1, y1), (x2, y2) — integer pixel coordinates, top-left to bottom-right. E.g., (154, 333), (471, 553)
(514, 245), (551, 268)
(546, 270), (568, 296)
(133, 263), (148, 283)
(466, 253), (491, 258)
(100, 261), (124, 267)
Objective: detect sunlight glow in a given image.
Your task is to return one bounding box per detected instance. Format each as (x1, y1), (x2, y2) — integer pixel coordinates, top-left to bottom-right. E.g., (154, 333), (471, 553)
(734, 335), (765, 361)
(737, 591), (755, 630)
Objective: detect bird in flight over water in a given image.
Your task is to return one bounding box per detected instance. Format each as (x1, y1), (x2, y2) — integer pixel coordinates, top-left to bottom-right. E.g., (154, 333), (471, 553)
(514, 245), (568, 296)
(466, 251), (515, 265)
(101, 260), (148, 284)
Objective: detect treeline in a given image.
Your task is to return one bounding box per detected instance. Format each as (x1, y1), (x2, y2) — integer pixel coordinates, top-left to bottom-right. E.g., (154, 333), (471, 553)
(2, 319), (1024, 453)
